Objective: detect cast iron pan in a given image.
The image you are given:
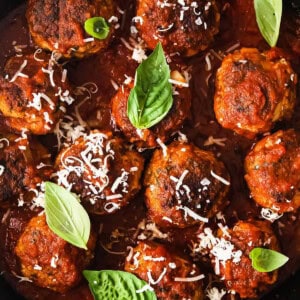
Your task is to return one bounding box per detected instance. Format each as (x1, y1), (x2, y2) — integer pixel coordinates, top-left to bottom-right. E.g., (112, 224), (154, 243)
(0, 0), (299, 299)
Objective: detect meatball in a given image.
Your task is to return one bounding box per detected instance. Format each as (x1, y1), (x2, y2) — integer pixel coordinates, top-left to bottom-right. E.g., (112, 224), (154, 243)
(136, 0), (220, 56)
(245, 129), (300, 213)
(0, 133), (52, 203)
(54, 130), (144, 214)
(27, 0), (116, 58)
(124, 241), (204, 300)
(216, 220), (279, 298)
(111, 70), (191, 148)
(214, 48), (297, 139)
(15, 214), (96, 293)
(144, 141), (230, 228)
(0, 52), (73, 135)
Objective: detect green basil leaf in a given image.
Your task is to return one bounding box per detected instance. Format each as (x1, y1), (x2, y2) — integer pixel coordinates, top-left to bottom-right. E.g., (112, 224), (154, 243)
(83, 270), (157, 300)
(84, 17), (110, 40)
(249, 247), (289, 272)
(44, 181), (90, 250)
(254, 0), (282, 47)
(127, 42), (173, 129)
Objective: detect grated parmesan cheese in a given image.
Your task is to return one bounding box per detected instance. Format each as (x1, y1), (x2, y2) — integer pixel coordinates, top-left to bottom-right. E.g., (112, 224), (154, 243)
(174, 274), (205, 282)
(9, 60), (28, 82)
(147, 267), (167, 285)
(206, 287), (226, 300)
(176, 205), (209, 223)
(210, 170), (230, 186)
(156, 138), (168, 157)
(0, 165), (5, 176)
(261, 208), (283, 223)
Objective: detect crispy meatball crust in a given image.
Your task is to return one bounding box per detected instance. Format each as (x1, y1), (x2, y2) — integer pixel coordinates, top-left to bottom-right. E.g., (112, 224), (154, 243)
(245, 129), (300, 213)
(125, 241), (204, 300)
(15, 214), (96, 293)
(111, 79), (191, 148)
(136, 0), (220, 56)
(217, 220), (279, 298)
(0, 52), (72, 135)
(144, 141), (230, 228)
(214, 48), (297, 139)
(0, 134), (52, 202)
(27, 0), (116, 58)
(54, 130), (144, 214)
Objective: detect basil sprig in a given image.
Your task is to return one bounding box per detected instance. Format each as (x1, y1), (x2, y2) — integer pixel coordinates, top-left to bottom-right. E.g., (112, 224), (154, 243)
(127, 42), (173, 129)
(254, 0), (282, 47)
(84, 17), (110, 40)
(83, 270), (157, 300)
(44, 181), (91, 250)
(249, 247), (289, 272)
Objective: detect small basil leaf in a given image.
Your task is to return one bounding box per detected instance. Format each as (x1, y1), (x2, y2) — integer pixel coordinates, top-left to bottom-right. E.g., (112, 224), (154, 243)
(45, 181), (90, 250)
(254, 0), (282, 47)
(127, 42), (173, 129)
(83, 270), (157, 300)
(84, 17), (110, 40)
(249, 247), (289, 272)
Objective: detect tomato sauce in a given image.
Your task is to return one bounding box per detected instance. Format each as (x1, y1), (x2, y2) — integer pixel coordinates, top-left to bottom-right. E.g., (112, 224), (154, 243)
(0, 1), (299, 299)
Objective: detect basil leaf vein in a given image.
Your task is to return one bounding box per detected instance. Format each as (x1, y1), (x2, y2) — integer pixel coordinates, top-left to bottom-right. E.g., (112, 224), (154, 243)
(254, 0), (282, 47)
(84, 17), (110, 40)
(83, 270), (157, 300)
(127, 42), (173, 129)
(45, 181), (90, 250)
(249, 247), (289, 272)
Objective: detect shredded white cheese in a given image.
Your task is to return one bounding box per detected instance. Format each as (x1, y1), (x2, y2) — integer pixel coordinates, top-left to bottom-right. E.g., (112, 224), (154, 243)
(206, 287), (227, 300)
(261, 208), (283, 222)
(174, 274), (205, 282)
(210, 170), (230, 186)
(9, 60), (28, 82)
(147, 267), (167, 285)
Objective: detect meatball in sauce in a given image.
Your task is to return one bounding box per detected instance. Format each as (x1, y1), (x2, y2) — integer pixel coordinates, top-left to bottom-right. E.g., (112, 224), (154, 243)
(15, 214), (96, 293)
(217, 220), (280, 298)
(27, 0), (116, 58)
(0, 52), (73, 135)
(144, 141), (230, 228)
(214, 48), (297, 139)
(54, 130), (144, 215)
(125, 241), (204, 300)
(136, 0), (220, 56)
(0, 133), (52, 203)
(192, 220), (280, 299)
(245, 129), (300, 213)
(111, 70), (191, 148)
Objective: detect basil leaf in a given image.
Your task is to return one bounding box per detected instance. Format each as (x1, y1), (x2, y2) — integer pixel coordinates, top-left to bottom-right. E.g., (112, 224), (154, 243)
(83, 270), (157, 300)
(84, 17), (110, 40)
(249, 247), (289, 272)
(44, 181), (90, 250)
(127, 42), (173, 129)
(254, 0), (282, 47)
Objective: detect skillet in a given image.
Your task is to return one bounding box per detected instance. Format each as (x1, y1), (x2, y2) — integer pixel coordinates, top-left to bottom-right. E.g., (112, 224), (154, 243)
(0, 0), (299, 299)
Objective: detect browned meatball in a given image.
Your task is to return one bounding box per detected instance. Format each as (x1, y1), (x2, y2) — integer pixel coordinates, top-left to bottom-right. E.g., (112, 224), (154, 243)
(245, 129), (300, 213)
(27, 0), (116, 58)
(54, 130), (144, 214)
(15, 214), (96, 293)
(217, 220), (279, 298)
(111, 71), (191, 148)
(125, 241), (204, 300)
(144, 141), (230, 228)
(214, 48), (297, 139)
(0, 52), (73, 134)
(136, 0), (220, 56)
(0, 133), (52, 203)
